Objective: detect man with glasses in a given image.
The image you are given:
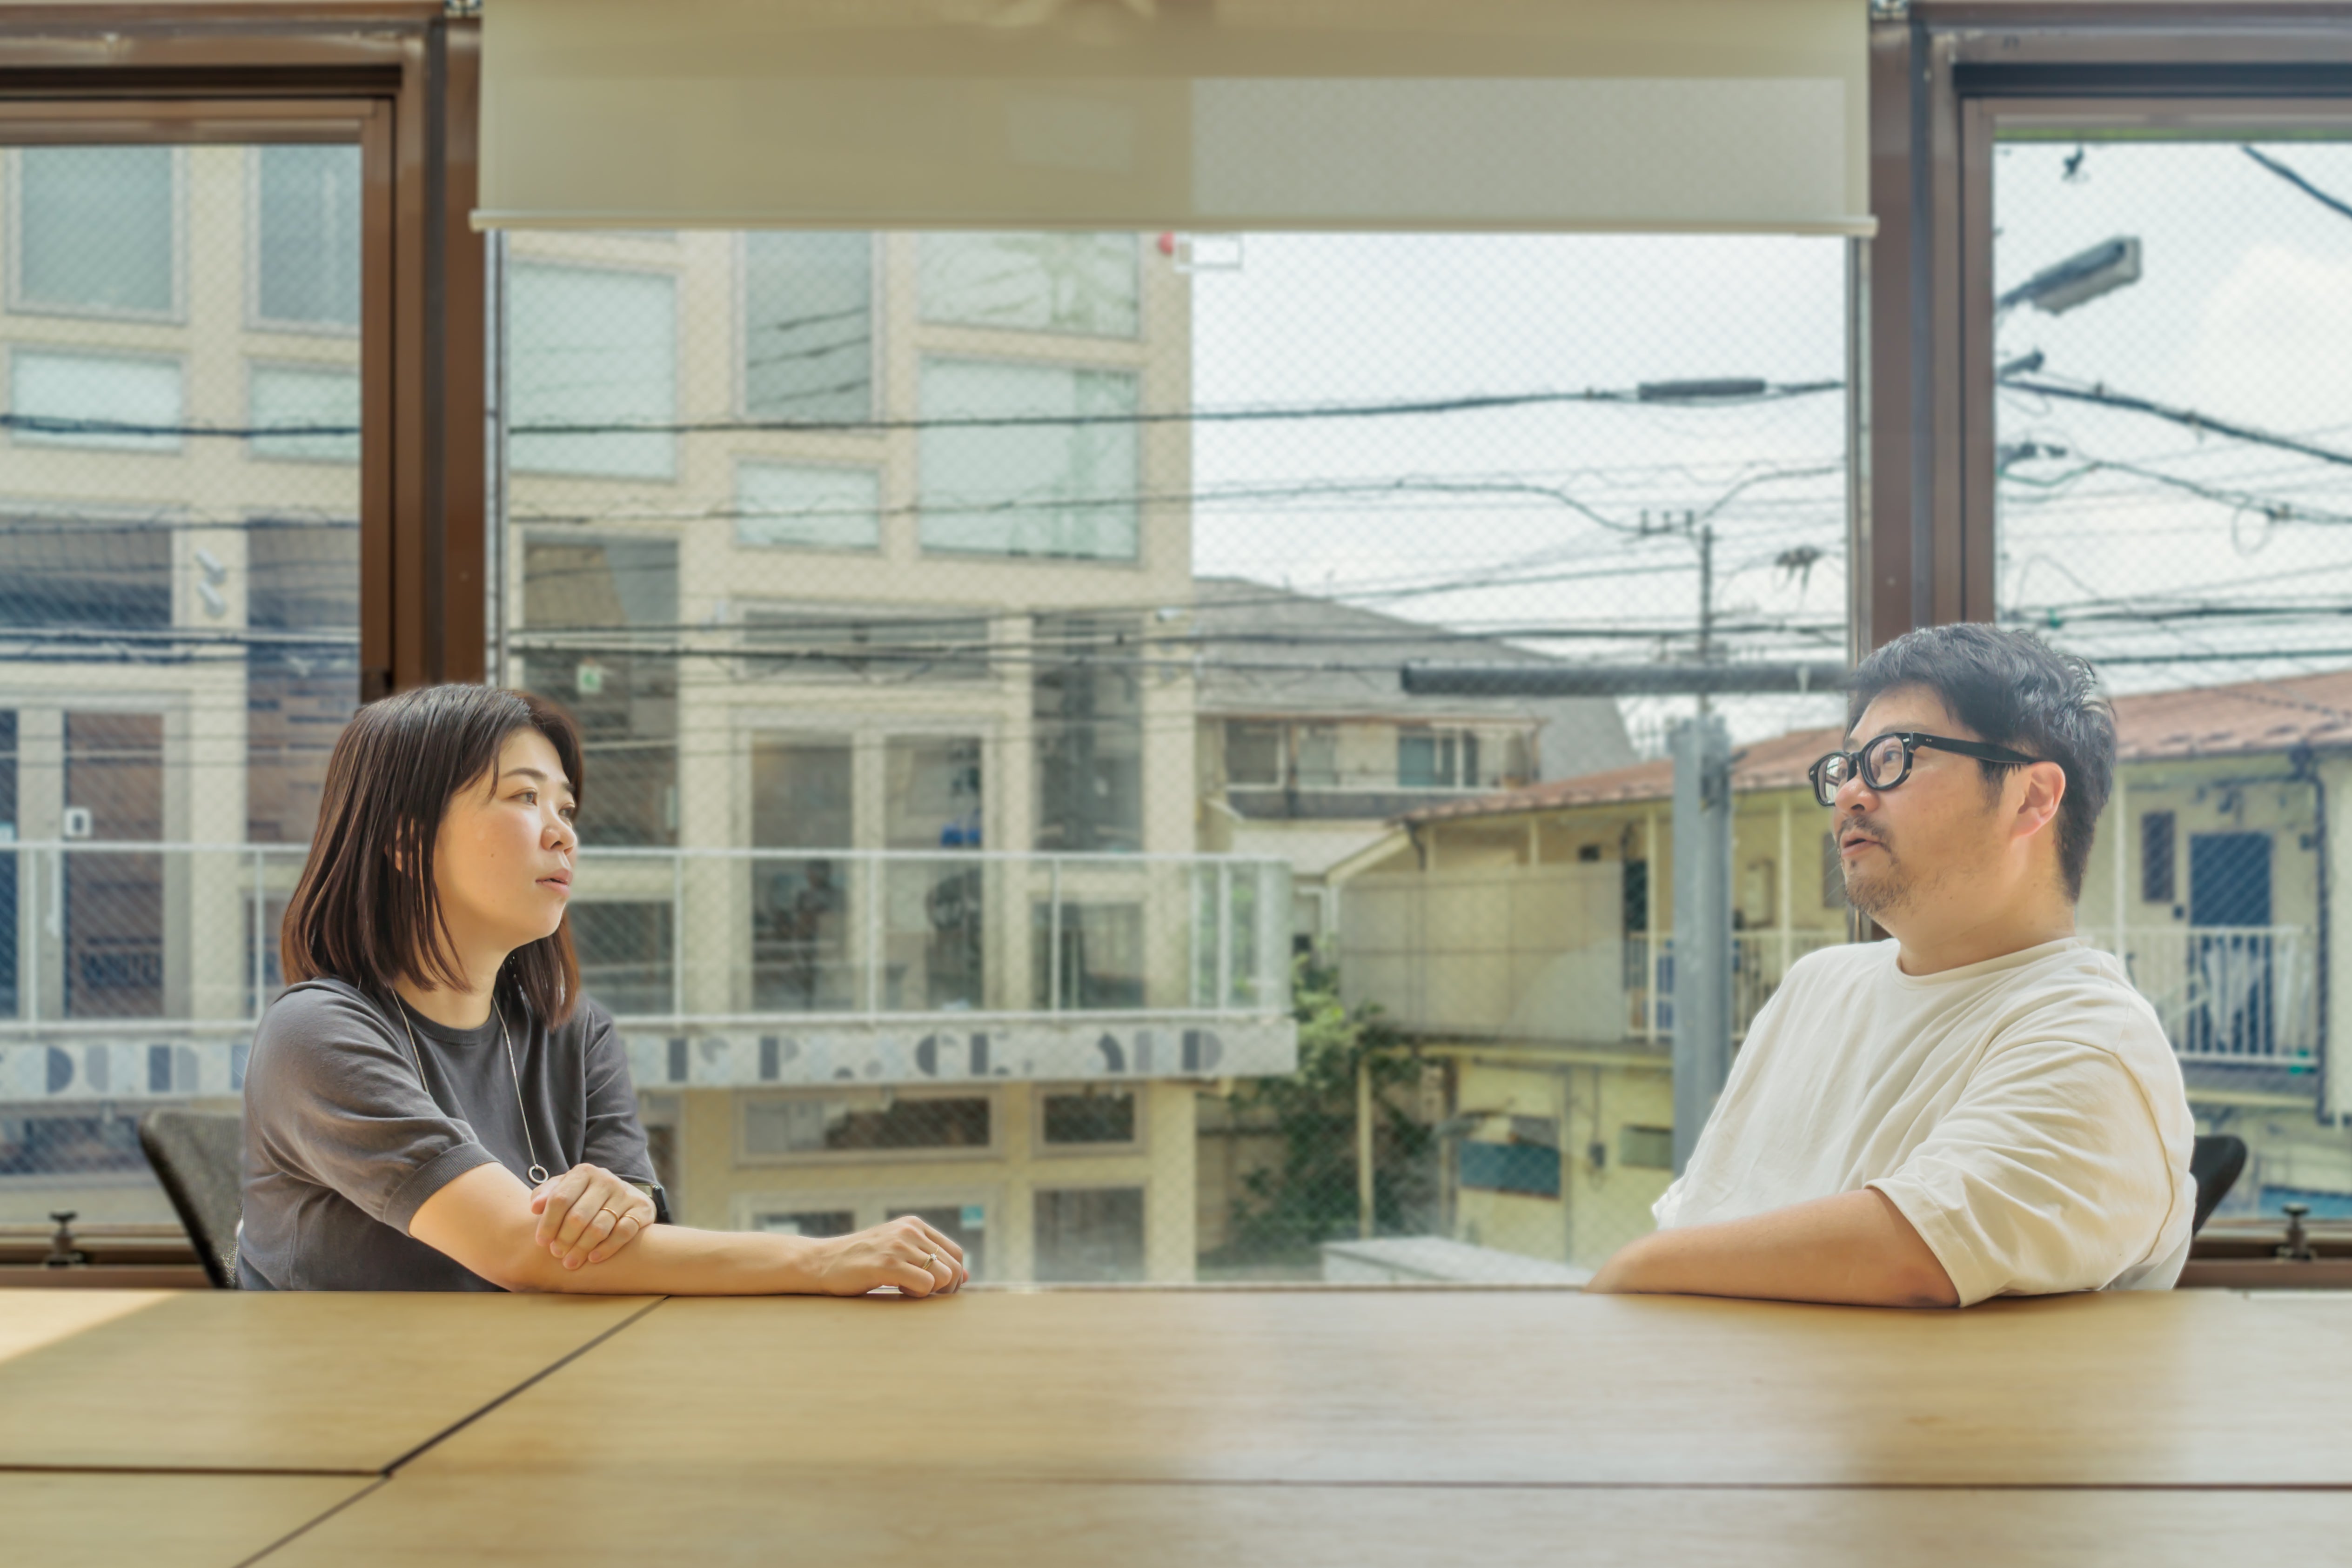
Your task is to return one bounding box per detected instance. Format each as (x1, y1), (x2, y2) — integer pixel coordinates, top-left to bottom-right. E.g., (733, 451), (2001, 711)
(1588, 624), (2195, 1307)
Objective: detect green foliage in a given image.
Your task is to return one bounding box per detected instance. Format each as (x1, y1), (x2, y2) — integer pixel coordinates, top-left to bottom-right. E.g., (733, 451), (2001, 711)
(1208, 956), (1437, 1266)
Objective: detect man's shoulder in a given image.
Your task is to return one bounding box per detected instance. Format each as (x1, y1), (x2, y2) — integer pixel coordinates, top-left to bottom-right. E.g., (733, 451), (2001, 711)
(1780, 938), (1890, 988)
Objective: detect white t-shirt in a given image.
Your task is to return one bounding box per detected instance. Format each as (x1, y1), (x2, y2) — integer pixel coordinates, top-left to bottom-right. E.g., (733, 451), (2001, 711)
(1653, 937), (2196, 1307)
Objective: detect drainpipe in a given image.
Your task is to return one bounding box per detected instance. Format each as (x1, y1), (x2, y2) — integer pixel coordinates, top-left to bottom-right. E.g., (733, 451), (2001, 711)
(2292, 744), (2329, 1122)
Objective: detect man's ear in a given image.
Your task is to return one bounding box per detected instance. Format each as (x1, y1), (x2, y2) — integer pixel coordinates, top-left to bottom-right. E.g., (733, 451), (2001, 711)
(2012, 761), (2067, 843)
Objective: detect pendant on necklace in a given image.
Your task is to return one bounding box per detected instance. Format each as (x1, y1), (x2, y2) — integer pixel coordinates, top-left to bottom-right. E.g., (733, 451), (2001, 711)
(529, 1163), (550, 1184)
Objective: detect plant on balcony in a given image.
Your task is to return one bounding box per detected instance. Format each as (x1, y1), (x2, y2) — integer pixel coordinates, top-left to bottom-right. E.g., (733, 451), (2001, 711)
(1200, 956), (1437, 1275)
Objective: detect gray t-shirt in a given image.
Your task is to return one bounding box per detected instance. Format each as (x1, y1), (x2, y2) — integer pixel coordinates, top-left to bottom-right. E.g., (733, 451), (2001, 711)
(238, 978), (657, 1291)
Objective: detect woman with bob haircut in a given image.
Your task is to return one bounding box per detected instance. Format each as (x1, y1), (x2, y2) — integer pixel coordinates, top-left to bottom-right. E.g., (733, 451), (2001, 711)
(239, 683), (966, 1295)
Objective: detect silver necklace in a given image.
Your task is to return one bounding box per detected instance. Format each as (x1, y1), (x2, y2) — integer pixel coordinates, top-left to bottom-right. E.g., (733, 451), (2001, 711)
(391, 991), (551, 1185)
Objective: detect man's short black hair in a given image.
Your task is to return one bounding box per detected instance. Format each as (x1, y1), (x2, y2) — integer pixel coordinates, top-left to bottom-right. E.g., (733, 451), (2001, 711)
(1845, 623), (2114, 902)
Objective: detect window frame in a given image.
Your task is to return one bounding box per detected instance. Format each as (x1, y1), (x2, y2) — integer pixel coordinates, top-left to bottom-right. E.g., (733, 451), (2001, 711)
(1030, 1082), (1150, 1158)
(915, 229), (1146, 343)
(5, 342), (189, 456)
(243, 142), (365, 338)
(729, 455), (887, 556)
(244, 356), (363, 466)
(1029, 1180), (1150, 1282)
(731, 229), (885, 429)
(912, 350), (1146, 565)
(4, 144), (188, 325)
(0, 37), (483, 697)
(504, 254), (685, 484)
(732, 1086), (1005, 1167)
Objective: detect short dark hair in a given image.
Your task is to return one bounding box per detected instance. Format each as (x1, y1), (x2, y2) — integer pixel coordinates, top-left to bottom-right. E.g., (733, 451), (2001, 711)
(281, 684), (586, 1023)
(1845, 624), (2113, 902)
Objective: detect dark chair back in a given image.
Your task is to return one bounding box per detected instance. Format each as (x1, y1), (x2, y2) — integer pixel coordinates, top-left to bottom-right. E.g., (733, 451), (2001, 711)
(138, 1109), (243, 1289)
(2189, 1133), (2248, 1237)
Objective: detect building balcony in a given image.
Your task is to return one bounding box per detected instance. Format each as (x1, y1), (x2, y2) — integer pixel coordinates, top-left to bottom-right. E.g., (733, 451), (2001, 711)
(0, 841), (1300, 1106)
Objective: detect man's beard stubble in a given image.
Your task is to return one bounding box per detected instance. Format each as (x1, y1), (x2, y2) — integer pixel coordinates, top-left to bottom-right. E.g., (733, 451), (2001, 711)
(1839, 815), (1909, 920)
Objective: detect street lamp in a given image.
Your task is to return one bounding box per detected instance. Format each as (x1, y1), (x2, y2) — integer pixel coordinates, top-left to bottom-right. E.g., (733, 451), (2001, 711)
(1997, 236), (2142, 316)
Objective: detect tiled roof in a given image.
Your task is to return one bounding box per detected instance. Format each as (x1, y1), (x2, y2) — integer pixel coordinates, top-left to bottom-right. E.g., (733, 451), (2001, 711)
(1402, 667), (2352, 825)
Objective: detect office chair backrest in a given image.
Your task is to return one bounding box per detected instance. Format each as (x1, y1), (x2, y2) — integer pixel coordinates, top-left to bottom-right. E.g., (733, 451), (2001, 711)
(2189, 1133), (2248, 1238)
(139, 1109), (244, 1289)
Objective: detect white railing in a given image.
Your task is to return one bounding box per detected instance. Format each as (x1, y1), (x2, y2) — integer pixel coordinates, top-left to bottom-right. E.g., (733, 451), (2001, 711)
(2088, 925), (2319, 1065)
(1620, 930), (1847, 1042)
(0, 839), (1293, 1037)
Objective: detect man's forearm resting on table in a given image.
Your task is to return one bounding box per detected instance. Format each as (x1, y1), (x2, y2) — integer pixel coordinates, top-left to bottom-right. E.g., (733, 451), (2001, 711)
(1586, 1188), (1960, 1308)
(409, 1162), (953, 1296)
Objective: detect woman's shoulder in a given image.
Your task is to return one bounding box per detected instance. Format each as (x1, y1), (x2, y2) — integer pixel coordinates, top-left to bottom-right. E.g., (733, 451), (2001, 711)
(252, 978), (402, 1064)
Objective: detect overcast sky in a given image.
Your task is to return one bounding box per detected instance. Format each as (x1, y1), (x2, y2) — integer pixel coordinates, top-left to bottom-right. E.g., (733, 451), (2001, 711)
(1186, 138), (2352, 751)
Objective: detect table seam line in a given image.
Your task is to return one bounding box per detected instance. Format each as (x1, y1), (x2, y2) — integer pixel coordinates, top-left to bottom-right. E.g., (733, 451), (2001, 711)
(234, 1474), (389, 1568)
(375, 1296), (671, 1477)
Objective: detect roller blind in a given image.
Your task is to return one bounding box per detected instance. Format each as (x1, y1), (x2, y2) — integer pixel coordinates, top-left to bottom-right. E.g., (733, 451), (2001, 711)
(478, 0), (1870, 235)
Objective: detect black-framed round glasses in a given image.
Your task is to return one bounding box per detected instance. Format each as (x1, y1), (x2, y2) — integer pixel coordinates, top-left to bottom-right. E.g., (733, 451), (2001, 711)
(1809, 731), (2041, 808)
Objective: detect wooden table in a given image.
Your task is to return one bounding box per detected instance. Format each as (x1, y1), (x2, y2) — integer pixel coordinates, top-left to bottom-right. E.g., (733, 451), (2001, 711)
(7, 1287), (2351, 1565)
(273, 1288), (2352, 1488)
(0, 1290), (657, 1472)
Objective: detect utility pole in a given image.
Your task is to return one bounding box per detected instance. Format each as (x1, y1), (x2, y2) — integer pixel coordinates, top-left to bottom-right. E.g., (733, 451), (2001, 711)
(1670, 710), (1734, 1174)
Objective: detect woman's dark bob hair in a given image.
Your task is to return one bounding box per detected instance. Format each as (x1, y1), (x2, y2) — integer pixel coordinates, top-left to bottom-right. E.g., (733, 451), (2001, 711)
(281, 684), (585, 1024)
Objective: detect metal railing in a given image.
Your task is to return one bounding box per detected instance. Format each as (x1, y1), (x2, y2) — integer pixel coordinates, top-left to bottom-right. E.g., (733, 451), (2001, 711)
(1622, 930), (1847, 1042)
(0, 840), (1294, 1037)
(2089, 925), (2318, 1065)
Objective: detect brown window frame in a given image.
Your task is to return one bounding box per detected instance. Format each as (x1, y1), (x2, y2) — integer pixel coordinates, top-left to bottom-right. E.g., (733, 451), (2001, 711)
(1862, 4), (2352, 654)
(0, 3), (484, 695)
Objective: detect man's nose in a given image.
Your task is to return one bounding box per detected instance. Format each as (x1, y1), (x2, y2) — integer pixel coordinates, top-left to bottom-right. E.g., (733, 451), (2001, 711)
(1835, 771), (1878, 811)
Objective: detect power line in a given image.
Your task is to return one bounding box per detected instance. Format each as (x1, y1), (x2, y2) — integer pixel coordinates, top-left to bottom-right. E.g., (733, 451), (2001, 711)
(2244, 145), (2352, 226)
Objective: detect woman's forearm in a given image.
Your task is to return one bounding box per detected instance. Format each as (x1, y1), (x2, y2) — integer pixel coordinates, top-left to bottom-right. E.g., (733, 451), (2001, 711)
(410, 1162), (841, 1295)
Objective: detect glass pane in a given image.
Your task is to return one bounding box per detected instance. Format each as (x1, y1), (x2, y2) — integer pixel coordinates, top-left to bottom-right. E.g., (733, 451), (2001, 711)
(510, 262), (677, 478)
(917, 358), (1139, 559)
(1994, 132), (2352, 1218)
(1, 138), (364, 1225)
(735, 461), (880, 551)
(255, 146), (361, 329)
(11, 350), (182, 452)
(248, 363), (360, 463)
(492, 224), (1840, 1281)
(742, 232), (871, 422)
(15, 147), (174, 315)
(1033, 1186), (1145, 1281)
(920, 232), (1140, 338)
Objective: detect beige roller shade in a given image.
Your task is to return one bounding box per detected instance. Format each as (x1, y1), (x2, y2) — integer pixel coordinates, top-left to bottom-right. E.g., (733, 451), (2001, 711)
(478, 0), (1870, 235)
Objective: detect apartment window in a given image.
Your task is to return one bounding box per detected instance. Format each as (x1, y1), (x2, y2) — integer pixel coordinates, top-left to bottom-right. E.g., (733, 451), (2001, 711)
(751, 736), (853, 850)
(510, 263), (677, 480)
(734, 461), (881, 551)
(918, 358), (1140, 560)
(750, 736), (854, 1012)
(1225, 722), (1284, 788)
(0, 710), (12, 1016)
(1033, 901), (1145, 1010)
(11, 147), (177, 318)
(919, 232), (1141, 339)
(1040, 1088), (1139, 1148)
(570, 900), (675, 1017)
(253, 145), (361, 330)
(2143, 811), (2177, 904)
(1398, 727), (1478, 789)
(1619, 1125), (1674, 1170)
(1034, 1186), (1146, 1282)
(1821, 831), (1847, 910)
(0, 515), (170, 630)
(1295, 725), (1340, 788)
(248, 519), (361, 845)
(741, 608), (991, 683)
(10, 350), (182, 453)
(886, 737), (983, 850)
(1034, 615), (1142, 852)
(741, 232), (872, 422)
(248, 363), (360, 463)
(520, 533), (679, 845)
(740, 1092), (993, 1159)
